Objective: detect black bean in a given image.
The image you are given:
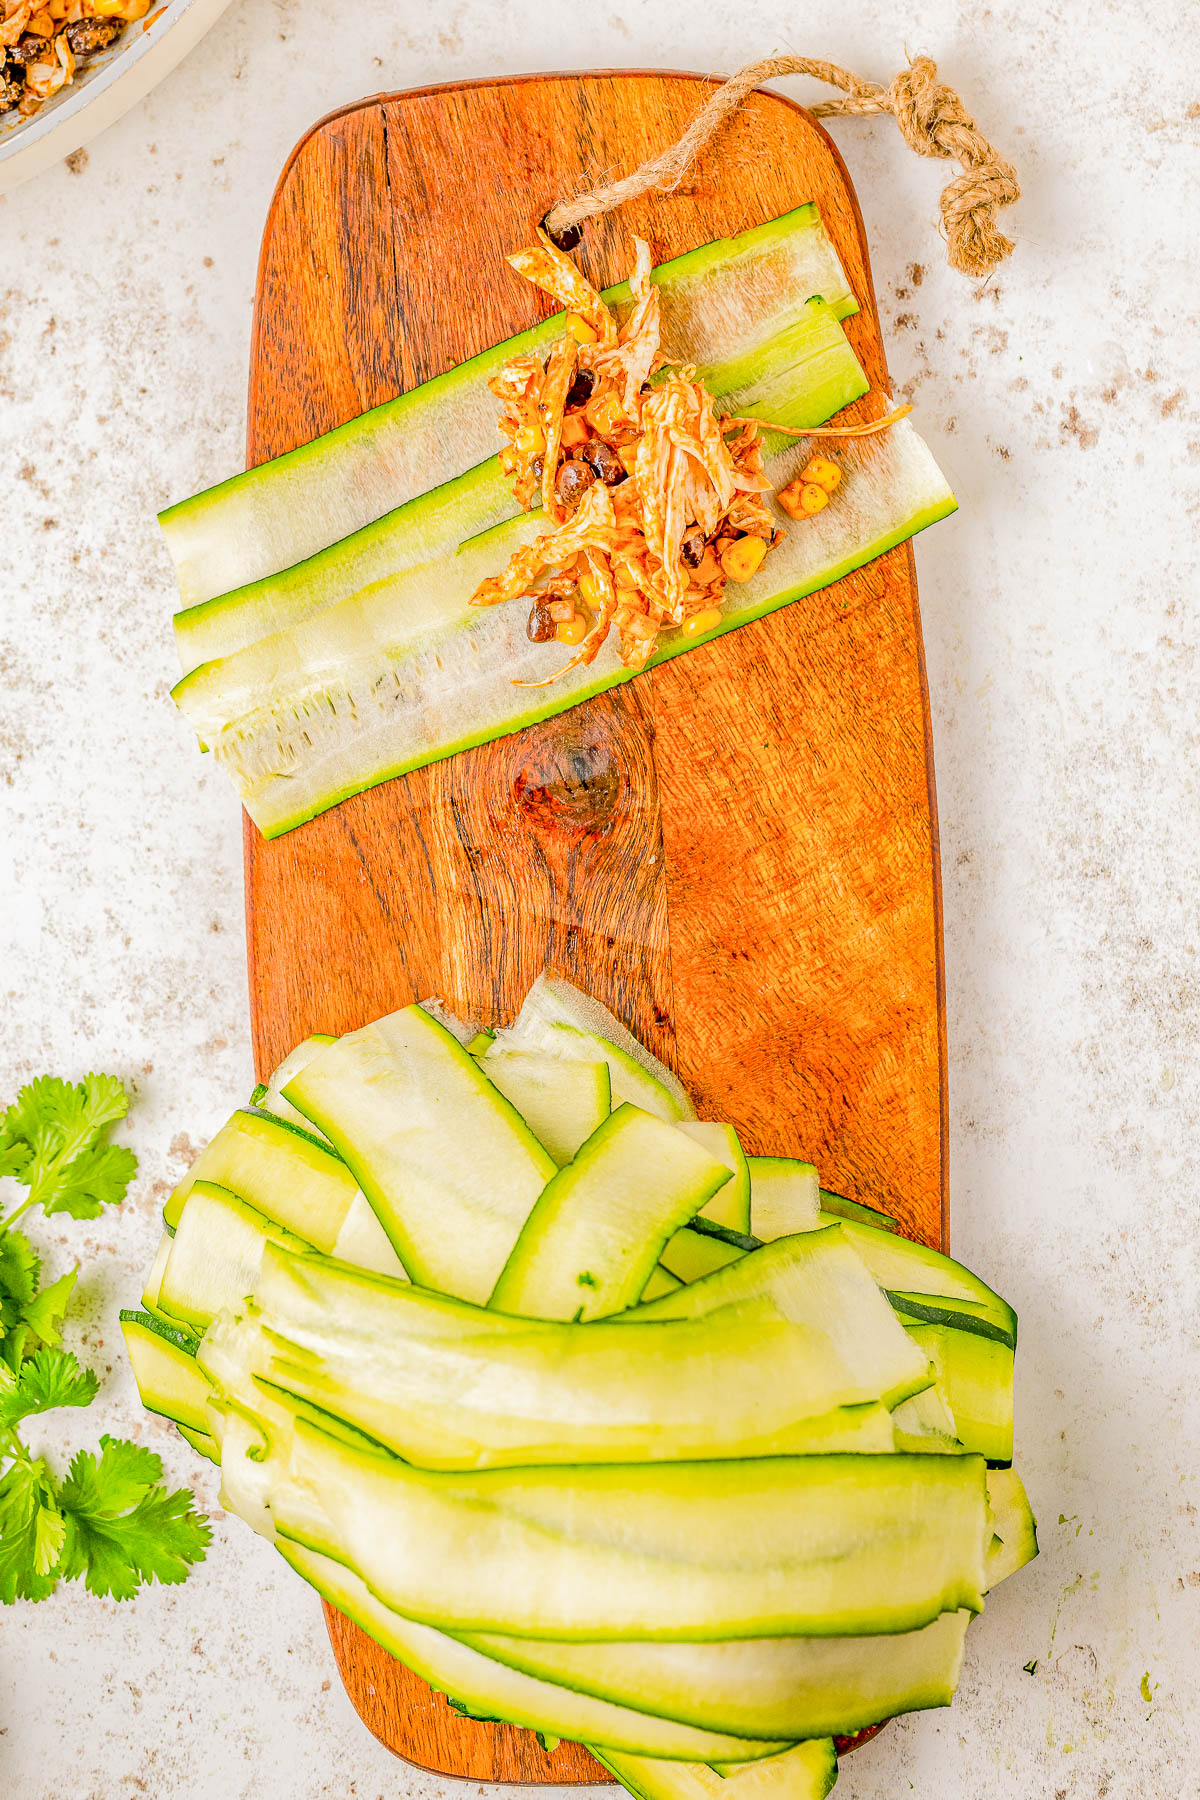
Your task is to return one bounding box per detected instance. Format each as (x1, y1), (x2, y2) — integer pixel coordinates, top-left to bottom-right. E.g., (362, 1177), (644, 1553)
(0, 63), (21, 113)
(555, 458), (596, 508)
(529, 454), (545, 485)
(527, 601), (556, 643)
(565, 367), (596, 409)
(579, 437), (626, 486)
(65, 16), (124, 54)
(8, 34), (49, 66)
(680, 528), (707, 569)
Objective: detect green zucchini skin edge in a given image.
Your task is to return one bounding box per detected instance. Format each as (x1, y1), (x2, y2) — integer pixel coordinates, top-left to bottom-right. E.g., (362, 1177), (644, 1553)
(239, 491), (956, 840)
(160, 203), (856, 539)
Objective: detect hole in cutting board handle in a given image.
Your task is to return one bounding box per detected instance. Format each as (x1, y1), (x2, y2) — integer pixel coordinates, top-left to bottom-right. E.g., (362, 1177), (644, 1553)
(540, 209), (583, 251)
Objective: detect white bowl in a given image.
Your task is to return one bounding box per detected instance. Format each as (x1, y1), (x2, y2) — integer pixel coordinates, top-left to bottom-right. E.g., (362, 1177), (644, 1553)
(0, 0), (235, 193)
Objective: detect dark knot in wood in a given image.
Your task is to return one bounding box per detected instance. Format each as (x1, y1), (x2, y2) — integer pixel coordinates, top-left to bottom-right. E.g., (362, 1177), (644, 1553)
(511, 723), (622, 836)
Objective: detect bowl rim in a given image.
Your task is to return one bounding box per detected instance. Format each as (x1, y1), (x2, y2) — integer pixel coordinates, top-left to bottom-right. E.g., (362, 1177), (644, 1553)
(0, 0), (235, 189)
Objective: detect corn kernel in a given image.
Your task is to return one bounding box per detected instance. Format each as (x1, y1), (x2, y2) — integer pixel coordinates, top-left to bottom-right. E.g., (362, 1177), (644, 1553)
(514, 420), (545, 457)
(801, 455), (842, 494)
(30, 10), (54, 35)
(556, 613), (588, 646)
(586, 392), (623, 438)
(613, 583), (642, 611)
(560, 413), (590, 449)
(777, 479), (829, 520)
(681, 607), (724, 639)
(579, 568), (608, 609)
(720, 536), (768, 583)
(617, 442), (638, 474)
(565, 312), (598, 346)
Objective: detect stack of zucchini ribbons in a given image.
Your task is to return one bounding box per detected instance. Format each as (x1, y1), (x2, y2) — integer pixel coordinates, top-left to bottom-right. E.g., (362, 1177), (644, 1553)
(161, 205), (956, 839)
(123, 975), (1035, 1800)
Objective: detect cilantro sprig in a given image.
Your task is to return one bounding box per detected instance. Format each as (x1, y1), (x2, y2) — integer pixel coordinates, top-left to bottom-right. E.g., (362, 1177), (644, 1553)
(0, 1074), (210, 1604)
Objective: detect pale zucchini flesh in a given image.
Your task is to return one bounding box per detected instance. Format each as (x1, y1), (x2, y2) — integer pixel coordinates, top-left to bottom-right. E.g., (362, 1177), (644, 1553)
(173, 296), (864, 677)
(984, 1467), (1038, 1587)
(490, 1105), (731, 1321)
(907, 1322), (1015, 1465)
(160, 204), (859, 610)
(678, 1124), (750, 1232)
(595, 1739), (837, 1800)
(139, 1229), (173, 1317)
(270, 1423), (990, 1641)
(277, 1542), (790, 1761)
(251, 1034), (337, 1139)
(242, 1245), (883, 1468)
(157, 1181), (313, 1332)
(176, 421), (956, 839)
(163, 1106), (358, 1244)
(467, 1606), (969, 1742)
(824, 1214), (1017, 1347)
(636, 1226), (933, 1410)
(495, 975), (695, 1123)
(478, 1049), (611, 1166)
(748, 1157), (821, 1238)
(282, 1004), (555, 1303)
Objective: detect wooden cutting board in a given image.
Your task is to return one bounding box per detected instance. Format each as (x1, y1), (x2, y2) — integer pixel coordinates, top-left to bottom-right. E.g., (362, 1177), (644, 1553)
(244, 69), (947, 1786)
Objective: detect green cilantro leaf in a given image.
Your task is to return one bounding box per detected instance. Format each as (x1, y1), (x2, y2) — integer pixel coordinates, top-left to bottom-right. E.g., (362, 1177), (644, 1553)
(0, 1347), (99, 1431)
(17, 1268), (77, 1355)
(0, 1230), (39, 1307)
(0, 1074), (136, 1221)
(42, 1144), (139, 1222)
(0, 1458), (62, 1603)
(55, 1436), (211, 1600)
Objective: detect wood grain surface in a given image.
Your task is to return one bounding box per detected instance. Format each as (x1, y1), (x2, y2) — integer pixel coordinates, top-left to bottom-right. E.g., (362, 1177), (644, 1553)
(244, 69), (947, 1785)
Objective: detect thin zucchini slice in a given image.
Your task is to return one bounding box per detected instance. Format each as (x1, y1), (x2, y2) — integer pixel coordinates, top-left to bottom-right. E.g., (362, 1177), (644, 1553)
(276, 1541), (789, 1762)
(139, 1230), (174, 1318)
(251, 1034), (338, 1138)
(283, 1004), (555, 1303)
(678, 1124), (750, 1232)
(985, 1467), (1038, 1587)
(494, 975), (694, 1123)
(176, 421), (955, 840)
(748, 1157), (821, 1238)
(174, 296), (865, 678)
(822, 1214), (1017, 1348)
(595, 1741), (838, 1800)
(635, 1226), (932, 1410)
(177, 1423), (220, 1464)
(157, 1181), (313, 1331)
(164, 1107), (357, 1244)
(161, 204), (860, 611)
(890, 1383), (962, 1454)
(245, 1244), (884, 1468)
(659, 1229), (745, 1285)
(908, 1323), (1015, 1465)
(490, 1106), (731, 1321)
(166, 1110), (405, 1281)
(270, 1422), (990, 1640)
(478, 1050), (611, 1166)
(120, 1310), (212, 1433)
(467, 1607), (968, 1743)
(818, 1186), (898, 1231)
(640, 1266), (684, 1303)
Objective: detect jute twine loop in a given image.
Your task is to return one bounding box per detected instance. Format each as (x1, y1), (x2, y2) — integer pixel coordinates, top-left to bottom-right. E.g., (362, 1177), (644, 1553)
(544, 55), (1020, 278)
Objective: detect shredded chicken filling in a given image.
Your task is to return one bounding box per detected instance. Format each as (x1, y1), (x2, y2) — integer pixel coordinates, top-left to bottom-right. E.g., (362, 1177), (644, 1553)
(473, 231), (788, 685)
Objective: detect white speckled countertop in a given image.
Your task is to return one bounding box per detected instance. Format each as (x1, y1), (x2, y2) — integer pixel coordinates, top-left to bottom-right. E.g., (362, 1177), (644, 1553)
(2, 2), (1198, 1795)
